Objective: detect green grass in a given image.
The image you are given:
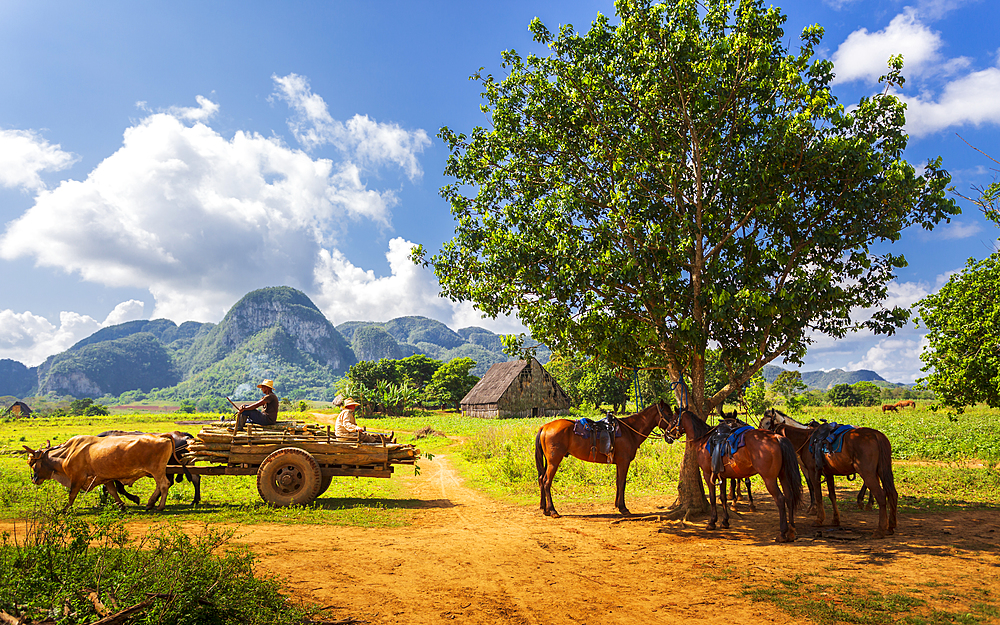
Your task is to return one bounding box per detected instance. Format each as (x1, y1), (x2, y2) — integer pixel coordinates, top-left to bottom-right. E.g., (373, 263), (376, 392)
(742, 574), (998, 625)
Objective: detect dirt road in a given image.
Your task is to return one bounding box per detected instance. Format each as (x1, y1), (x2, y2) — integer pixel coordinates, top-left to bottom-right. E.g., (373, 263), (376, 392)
(234, 453), (1000, 624)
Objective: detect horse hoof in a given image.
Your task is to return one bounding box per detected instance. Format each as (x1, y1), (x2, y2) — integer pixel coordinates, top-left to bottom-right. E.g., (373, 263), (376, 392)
(749, 506), (757, 513)
(707, 522), (716, 530)
(619, 508), (631, 516)
(721, 521), (730, 529)
(549, 511), (561, 519)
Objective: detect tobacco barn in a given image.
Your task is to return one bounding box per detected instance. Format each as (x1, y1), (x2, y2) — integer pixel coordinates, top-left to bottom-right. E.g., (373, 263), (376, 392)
(460, 358), (571, 419)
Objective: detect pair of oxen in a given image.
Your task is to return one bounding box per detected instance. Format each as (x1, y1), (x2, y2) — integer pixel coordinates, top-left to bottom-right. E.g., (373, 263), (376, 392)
(22, 430), (200, 511)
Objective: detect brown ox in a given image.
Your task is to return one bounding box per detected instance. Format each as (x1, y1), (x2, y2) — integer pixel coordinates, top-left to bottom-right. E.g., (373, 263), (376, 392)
(24, 434), (174, 511)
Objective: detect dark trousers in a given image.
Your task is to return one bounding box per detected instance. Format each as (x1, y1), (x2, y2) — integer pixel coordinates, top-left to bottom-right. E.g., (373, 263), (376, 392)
(236, 409), (274, 431)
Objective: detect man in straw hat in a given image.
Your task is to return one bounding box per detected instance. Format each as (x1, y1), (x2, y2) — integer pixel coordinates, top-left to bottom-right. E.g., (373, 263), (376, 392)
(335, 398), (388, 443)
(235, 379), (280, 432)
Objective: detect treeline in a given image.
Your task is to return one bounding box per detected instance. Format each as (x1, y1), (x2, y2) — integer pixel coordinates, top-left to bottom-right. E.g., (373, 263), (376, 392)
(340, 354), (479, 415)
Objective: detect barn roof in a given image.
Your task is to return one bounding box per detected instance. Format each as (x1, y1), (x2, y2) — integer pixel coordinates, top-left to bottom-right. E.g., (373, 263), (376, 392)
(460, 359), (531, 405)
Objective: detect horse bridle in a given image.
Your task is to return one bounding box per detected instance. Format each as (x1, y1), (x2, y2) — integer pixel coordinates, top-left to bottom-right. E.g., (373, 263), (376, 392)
(658, 403), (681, 443)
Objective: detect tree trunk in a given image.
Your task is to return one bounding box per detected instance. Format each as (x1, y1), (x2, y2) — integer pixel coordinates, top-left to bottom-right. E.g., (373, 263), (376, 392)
(674, 443), (708, 517)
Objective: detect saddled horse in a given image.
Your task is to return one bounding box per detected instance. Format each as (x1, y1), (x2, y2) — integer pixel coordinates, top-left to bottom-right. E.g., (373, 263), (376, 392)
(535, 402), (672, 518)
(760, 409), (897, 537)
(663, 405), (802, 542)
(718, 411), (756, 512)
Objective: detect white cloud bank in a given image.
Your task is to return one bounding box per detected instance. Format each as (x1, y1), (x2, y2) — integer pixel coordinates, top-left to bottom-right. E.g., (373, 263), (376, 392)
(0, 75), (521, 365)
(831, 5), (1000, 137)
(0, 300), (145, 367)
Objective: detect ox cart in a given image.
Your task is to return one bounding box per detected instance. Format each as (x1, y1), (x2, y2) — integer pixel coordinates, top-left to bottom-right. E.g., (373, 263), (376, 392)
(169, 421), (420, 506)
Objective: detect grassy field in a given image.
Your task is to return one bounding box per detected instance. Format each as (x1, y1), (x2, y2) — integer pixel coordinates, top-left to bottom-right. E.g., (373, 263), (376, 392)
(2, 402), (998, 524)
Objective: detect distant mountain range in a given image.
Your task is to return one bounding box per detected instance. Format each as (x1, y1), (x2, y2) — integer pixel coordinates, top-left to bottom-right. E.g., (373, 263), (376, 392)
(0, 286), (533, 402)
(0, 285), (901, 402)
(761, 364), (896, 390)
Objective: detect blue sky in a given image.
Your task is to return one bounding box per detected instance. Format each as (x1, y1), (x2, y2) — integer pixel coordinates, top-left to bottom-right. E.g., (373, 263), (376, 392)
(1, 0), (998, 383)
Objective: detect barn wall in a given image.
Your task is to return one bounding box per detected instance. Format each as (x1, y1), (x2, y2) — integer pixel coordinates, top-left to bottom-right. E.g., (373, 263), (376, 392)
(496, 359), (569, 419)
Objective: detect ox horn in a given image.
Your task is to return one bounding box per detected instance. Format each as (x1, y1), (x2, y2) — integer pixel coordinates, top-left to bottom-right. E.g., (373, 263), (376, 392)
(22, 445), (35, 454)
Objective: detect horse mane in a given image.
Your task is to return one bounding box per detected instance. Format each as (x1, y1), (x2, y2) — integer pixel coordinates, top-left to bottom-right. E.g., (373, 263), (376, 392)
(683, 409), (712, 439)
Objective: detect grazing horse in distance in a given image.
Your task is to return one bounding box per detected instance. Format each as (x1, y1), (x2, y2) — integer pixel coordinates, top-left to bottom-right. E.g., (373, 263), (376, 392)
(894, 400), (917, 409)
(760, 408), (897, 537)
(663, 405), (802, 542)
(881, 404), (899, 413)
(535, 402), (672, 518)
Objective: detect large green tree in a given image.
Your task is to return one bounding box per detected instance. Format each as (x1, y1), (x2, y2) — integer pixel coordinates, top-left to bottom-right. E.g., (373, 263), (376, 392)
(916, 145), (1000, 415)
(422, 0), (956, 511)
(916, 255), (1000, 414)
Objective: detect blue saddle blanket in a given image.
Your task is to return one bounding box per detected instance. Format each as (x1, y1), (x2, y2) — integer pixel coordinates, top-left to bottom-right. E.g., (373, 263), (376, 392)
(705, 425), (755, 456)
(573, 417), (622, 438)
(810, 422), (856, 455)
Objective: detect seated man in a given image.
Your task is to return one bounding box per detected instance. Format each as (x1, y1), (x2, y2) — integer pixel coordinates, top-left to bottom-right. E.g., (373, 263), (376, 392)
(334, 398), (382, 443)
(235, 379), (279, 432)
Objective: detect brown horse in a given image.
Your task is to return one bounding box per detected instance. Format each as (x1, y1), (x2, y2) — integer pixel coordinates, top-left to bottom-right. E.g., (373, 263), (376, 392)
(895, 400), (916, 409)
(535, 402), (672, 518)
(760, 409), (897, 537)
(663, 406), (802, 542)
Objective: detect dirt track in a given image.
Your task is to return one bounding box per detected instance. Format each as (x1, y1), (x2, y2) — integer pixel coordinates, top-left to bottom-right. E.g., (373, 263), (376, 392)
(234, 452), (1000, 624)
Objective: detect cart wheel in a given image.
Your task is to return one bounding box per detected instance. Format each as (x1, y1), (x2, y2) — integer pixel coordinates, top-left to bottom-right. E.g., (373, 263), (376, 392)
(317, 474), (333, 497)
(256, 448), (322, 506)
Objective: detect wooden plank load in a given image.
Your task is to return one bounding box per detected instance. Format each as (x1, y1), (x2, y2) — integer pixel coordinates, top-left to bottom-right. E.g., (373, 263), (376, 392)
(184, 420), (420, 468)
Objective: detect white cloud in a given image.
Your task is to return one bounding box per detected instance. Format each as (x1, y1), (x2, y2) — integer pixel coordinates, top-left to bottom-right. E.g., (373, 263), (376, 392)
(0, 96), (407, 322)
(924, 219), (983, 239)
(0, 300), (145, 367)
(898, 66), (1000, 136)
(832, 9), (944, 84)
(271, 73), (430, 180)
(0, 128), (76, 191)
(847, 335), (928, 383)
(312, 236), (526, 335)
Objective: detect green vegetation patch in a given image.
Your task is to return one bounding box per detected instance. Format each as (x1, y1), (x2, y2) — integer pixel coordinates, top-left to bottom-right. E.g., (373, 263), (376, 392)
(0, 512), (321, 624)
(743, 574), (998, 625)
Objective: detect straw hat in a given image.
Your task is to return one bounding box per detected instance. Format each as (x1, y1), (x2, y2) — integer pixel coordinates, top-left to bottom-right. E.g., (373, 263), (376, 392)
(343, 398), (361, 410)
(257, 379), (275, 390)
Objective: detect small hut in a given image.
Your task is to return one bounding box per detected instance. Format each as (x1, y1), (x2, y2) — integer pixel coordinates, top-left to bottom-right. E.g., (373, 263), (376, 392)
(460, 358), (570, 419)
(2, 401), (32, 418)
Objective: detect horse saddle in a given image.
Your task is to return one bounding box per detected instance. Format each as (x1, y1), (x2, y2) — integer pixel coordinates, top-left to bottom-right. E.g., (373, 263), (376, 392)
(705, 421), (754, 479)
(809, 421), (856, 471)
(573, 416), (621, 463)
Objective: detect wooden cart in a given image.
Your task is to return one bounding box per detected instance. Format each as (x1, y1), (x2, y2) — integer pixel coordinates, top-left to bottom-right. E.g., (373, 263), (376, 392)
(170, 421), (420, 506)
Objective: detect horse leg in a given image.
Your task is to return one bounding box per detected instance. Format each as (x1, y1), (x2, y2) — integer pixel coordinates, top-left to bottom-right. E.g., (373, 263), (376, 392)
(542, 455), (565, 518)
(615, 461), (630, 515)
(811, 471), (827, 526)
(825, 474), (841, 527)
(860, 470), (890, 538)
(856, 484), (868, 510)
(719, 476), (730, 529)
(746, 478), (756, 513)
(762, 476), (793, 542)
(703, 469), (718, 530)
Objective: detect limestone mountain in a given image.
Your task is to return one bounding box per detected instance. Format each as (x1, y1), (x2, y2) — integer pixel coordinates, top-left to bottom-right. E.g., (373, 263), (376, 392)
(762, 364), (889, 390)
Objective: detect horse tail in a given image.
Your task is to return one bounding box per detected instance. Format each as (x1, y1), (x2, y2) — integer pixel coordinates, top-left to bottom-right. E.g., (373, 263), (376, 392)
(778, 435), (803, 511)
(535, 429), (547, 482)
(877, 432), (897, 512)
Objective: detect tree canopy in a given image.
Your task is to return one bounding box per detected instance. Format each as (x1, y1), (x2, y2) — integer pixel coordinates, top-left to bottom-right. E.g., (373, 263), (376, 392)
(916, 255), (1000, 413)
(423, 0), (957, 420)
(916, 145), (1000, 415)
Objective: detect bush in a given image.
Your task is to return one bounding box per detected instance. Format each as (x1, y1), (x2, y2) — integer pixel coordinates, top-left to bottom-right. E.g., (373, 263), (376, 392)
(0, 514), (317, 624)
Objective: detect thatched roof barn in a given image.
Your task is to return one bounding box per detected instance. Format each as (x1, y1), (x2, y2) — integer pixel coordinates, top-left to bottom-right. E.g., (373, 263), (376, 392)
(460, 358), (570, 419)
(2, 400), (32, 418)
